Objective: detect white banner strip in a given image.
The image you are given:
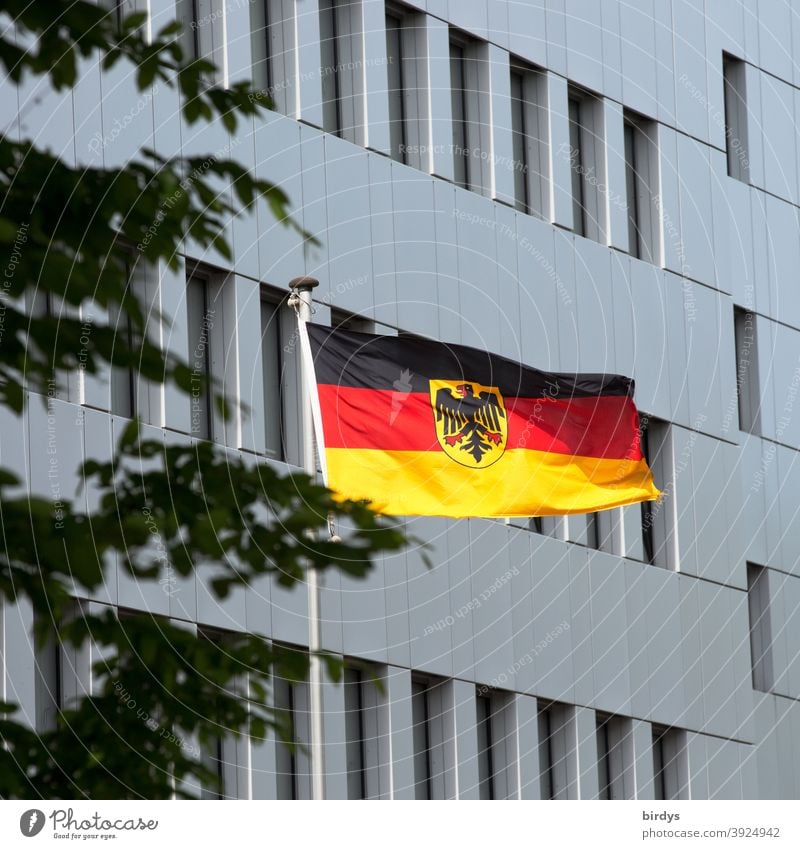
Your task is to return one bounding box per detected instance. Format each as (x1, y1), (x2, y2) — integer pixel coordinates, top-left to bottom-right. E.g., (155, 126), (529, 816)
(2, 800), (798, 848)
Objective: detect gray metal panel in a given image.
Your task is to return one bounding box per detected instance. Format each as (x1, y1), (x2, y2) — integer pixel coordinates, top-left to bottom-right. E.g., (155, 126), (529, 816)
(544, 0), (567, 76)
(619, 0), (657, 119)
(368, 153), (398, 327)
(672, 0), (710, 143)
(565, 0), (604, 93)
(507, 0), (547, 69)
(588, 550), (631, 716)
(469, 520), (516, 687)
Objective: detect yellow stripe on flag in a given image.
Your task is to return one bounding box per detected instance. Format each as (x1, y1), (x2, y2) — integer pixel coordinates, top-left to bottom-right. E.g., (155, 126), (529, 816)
(325, 447), (660, 518)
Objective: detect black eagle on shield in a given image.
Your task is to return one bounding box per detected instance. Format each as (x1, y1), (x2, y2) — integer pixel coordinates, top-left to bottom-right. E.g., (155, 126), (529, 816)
(432, 381), (507, 466)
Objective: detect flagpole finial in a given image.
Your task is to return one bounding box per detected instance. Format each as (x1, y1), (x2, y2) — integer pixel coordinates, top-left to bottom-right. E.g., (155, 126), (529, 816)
(288, 276), (319, 292)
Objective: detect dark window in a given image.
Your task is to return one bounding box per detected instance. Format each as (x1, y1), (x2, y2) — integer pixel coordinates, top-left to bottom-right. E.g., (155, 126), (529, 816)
(510, 61), (547, 217)
(385, 9), (407, 161)
(596, 714), (630, 800)
(723, 53), (749, 182)
(567, 87), (605, 242)
(186, 271), (214, 440)
(250, 0), (294, 112)
(624, 110), (659, 262)
(260, 297), (284, 458)
(476, 690), (496, 799)
(411, 678), (433, 799)
(538, 701), (574, 799)
(624, 120), (640, 256)
(177, 0), (222, 84)
(510, 69), (529, 213)
(639, 416), (670, 568)
(177, 0), (200, 62)
(34, 619), (62, 732)
(344, 667), (367, 799)
(652, 725), (688, 800)
(109, 259), (137, 419)
(747, 563), (774, 692)
(538, 703), (556, 799)
(250, 0), (273, 94)
(319, 0), (342, 135)
(274, 666), (312, 799)
(568, 95), (586, 237)
(449, 31), (486, 193)
(449, 39), (470, 189)
(319, 0), (362, 141)
(734, 306), (760, 434)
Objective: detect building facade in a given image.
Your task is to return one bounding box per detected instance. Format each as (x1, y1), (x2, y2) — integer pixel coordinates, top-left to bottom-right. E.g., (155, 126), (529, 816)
(3, 0), (800, 798)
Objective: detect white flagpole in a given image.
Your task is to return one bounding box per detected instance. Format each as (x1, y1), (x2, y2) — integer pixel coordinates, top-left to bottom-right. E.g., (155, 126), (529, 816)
(287, 275), (325, 801)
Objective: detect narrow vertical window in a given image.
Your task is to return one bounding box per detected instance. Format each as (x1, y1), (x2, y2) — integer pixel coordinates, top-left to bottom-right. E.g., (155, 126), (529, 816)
(568, 95), (586, 237)
(624, 120), (640, 257)
(319, 0), (341, 135)
(723, 53), (749, 183)
(198, 629), (239, 799)
(319, 0), (363, 142)
(109, 258), (137, 419)
(476, 690), (496, 800)
(109, 0), (139, 30)
(734, 306), (761, 434)
(592, 510), (616, 553)
(200, 737), (225, 799)
(344, 667), (367, 799)
(109, 308), (135, 418)
(586, 513), (601, 550)
(34, 619), (62, 732)
(538, 701), (574, 799)
(624, 110), (659, 262)
(449, 40), (469, 189)
(386, 4), (424, 170)
(177, 0), (223, 84)
(411, 678), (432, 799)
(538, 703), (553, 799)
(186, 271), (213, 440)
(344, 663), (384, 799)
(385, 9), (407, 162)
(652, 726), (689, 800)
(747, 563), (774, 692)
(596, 714), (631, 800)
(249, 0), (272, 94)
(535, 516), (566, 541)
(510, 70), (528, 213)
(450, 31), (487, 193)
(250, 0), (294, 113)
(510, 60), (548, 217)
(567, 88), (605, 242)
(274, 668), (312, 799)
(177, 0), (200, 63)
(639, 416), (670, 568)
(260, 297), (284, 459)
(411, 677), (450, 799)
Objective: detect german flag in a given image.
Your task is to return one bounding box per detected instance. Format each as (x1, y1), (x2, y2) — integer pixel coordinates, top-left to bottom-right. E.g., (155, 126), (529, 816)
(305, 324), (660, 518)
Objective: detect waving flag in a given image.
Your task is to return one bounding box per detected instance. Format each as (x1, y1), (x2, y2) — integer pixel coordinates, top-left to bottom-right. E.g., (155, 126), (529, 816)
(303, 323), (660, 518)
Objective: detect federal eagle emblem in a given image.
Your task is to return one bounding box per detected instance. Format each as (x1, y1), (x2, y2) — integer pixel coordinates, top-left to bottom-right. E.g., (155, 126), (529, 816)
(430, 379), (508, 468)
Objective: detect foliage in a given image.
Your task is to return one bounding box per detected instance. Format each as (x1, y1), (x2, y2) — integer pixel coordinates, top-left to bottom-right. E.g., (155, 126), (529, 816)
(0, 1), (407, 798)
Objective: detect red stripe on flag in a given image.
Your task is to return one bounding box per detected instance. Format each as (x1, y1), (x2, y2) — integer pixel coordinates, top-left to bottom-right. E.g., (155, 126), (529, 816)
(316, 385), (642, 461)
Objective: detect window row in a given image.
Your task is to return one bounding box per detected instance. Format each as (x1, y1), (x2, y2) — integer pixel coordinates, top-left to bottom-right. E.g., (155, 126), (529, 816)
(171, 0), (751, 256)
(31, 621), (691, 798)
